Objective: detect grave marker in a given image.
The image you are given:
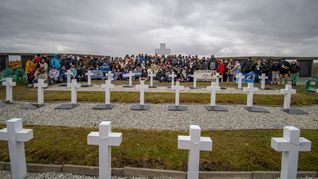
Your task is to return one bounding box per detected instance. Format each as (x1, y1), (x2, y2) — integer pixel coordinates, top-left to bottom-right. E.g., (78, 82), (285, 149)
(88, 121), (122, 179)
(2, 78), (16, 103)
(93, 79), (114, 110)
(259, 73), (269, 90)
(148, 71), (157, 88)
(22, 79), (48, 109)
(168, 81), (187, 111)
(0, 118), (33, 179)
(243, 83), (269, 113)
(178, 125), (212, 179)
(205, 82), (227, 111)
(131, 80), (150, 110)
(58, 69), (71, 87)
(271, 126), (311, 179)
(280, 85), (307, 115)
(82, 70), (93, 87)
(55, 79), (80, 109)
(189, 74), (200, 89)
(155, 43), (171, 56)
(169, 71), (176, 88)
(107, 71), (113, 82)
(236, 73), (244, 90)
(123, 71), (134, 88)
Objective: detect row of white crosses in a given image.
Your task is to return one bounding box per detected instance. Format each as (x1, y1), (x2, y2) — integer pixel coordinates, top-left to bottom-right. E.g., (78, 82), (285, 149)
(236, 72), (269, 90)
(0, 119), (311, 179)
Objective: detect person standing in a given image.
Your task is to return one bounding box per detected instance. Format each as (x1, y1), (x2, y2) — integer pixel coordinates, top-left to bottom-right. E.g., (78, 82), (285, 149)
(25, 58), (36, 87)
(279, 59), (291, 84)
(290, 60), (300, 86)
(226, 59), (235, 82)
(271, 60), (280, 84)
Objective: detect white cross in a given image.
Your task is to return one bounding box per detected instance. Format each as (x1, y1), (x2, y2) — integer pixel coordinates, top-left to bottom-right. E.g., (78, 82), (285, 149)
(66, 69), (71, 87)
(106, 71), (113, 82)
(85, 70), (93, 85)
(148, 71), (156, 87)
(136, 80), (148, 105)
(178, 125), (212, 179)
(128, 71), (133, 86)
(214, 73), (221, 87)
(34, 79), (48, 105)
(207, 82), (220, 106)
(0, 118), (33, 179)
(243, 83), (257, 107)
(102, 79), (114, 105)
(88, 121), (122, 179)
(171, 81), (184, 106)
(2, 78), (16, 102)
(169, 71), (176, 88)
(235, 73), (244, 89)
(69, 79), (81, 104)
(280, 85), (296, 110)
(259, 73), (268, 90)
(271, 126), (311, 179)
(189, 74), (198, 88)
(155, 43), (171, 56)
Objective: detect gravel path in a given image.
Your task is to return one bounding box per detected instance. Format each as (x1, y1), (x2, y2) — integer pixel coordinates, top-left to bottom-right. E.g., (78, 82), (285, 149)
(0, 102), (317, 130)
(0, 170), (151, 179)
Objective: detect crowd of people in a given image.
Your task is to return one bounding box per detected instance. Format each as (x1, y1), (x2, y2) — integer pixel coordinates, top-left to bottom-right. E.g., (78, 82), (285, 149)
(24, 54), (301, 86)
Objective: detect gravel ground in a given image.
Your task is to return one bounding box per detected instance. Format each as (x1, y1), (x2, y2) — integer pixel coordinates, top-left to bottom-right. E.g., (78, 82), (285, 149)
(0, 102), (317, 130)
(0, 170), (156, 179)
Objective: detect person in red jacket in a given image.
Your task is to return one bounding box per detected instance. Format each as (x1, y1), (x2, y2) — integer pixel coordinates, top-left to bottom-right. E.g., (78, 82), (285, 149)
(217, 59), (225, 75)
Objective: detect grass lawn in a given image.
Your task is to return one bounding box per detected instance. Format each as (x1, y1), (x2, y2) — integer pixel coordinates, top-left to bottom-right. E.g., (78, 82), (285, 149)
(0, 125), (317, 171)
(0, 81), (318, 106)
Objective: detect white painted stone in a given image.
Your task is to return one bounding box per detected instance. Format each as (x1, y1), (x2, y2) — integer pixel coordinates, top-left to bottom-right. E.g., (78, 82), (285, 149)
(169, 71), (176, 88)
(235, 73), (244, 89)
(102, 80), (114, 105)
(2, 78), (16, 102)
(136, 80), (148, 105)
(243, 83), (258, 107)
(128, 71), (133, 86)
(0, 118), (33, 179)
(33, 79), (48, 105)
(69, 79), (81, 104)
(189, 74), (198, 88)
(280, 85), (296, 110)
(155, 43), (171, 55)
(107, 71), (113, 82)
(148, 71), (156, 87)
(207, 82), (221, 106)
(259, 73), (268, 90)
(171, 81), (184, 106)
(178, 125), (212, 179)
(66, 70), (71, 87)
(88, 121), (122, 179)
(271, 126), (311, 179)
(85, 70), (93, 85)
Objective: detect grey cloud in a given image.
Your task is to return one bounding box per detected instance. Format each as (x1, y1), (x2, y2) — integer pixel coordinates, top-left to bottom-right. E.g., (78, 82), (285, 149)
(0, 0), (317, 57)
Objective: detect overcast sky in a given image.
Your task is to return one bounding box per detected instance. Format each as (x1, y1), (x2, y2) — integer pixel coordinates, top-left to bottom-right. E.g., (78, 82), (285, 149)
(0, 0), (317, 57)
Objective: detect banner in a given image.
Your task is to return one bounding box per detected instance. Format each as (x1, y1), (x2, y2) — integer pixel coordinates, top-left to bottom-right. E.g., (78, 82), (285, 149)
(194, 70), (215, 81)
(8, 55), (22, 69)
(235, 71), (256, 83)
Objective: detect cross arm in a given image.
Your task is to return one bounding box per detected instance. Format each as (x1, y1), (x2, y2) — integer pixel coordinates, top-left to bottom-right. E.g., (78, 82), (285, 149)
(87, 132), (122, 146)
(199, 137), (213, 151)
(0, 128), (8, 140)
(271, 137), (290, 151)
(178, 136), (191, 150)
(16, 129), (33, 142)
(299, 137), (311, 151)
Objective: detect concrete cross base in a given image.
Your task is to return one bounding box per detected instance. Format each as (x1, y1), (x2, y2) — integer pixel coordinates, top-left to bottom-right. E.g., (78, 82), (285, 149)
(22, 104), (45, 109)
(205, 105), (228, 112)
(123, 85), (134, 88)
(55, 103), (79, 109)
(190, 87), (201, 89)
(0, 102), (5, 108)
(284, 108), (308, 115)
(168, 105), (188, 111)
(244, 106), (270, 113)
(130, 104), (150, 110)
(58, 83), (68, 87)
(81, 84), (93, 88)
(92, 104), (114, 110)
(148, 85), (157, 88)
